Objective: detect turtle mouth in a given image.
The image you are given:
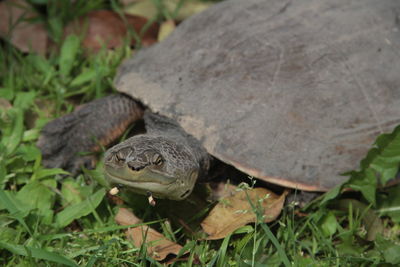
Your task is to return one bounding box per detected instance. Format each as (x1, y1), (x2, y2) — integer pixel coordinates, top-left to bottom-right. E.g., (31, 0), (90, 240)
(104, 168), (183, 199)
(103, 160), (179, 195)
(104, 163), (197, 200)
(104, 167), (176, 185)
(105, 171), (172, 187)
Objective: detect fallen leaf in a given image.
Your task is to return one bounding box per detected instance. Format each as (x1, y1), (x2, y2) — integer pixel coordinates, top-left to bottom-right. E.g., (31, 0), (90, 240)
(64, 10), (159, 52)
(0, 0), (48, 54)
(158, 19), (176, 42)
(115, 207), (141, 225)
(170, 0), (212, 21)
(125, 12), (159, 47)
(0, 98), (12, 110)
(115, 208), (183, 261)
(107, 192), (125, 206)
(201, 187), (288, 240)
(123, 0), (157, 20)
(124, 0), (212, 21)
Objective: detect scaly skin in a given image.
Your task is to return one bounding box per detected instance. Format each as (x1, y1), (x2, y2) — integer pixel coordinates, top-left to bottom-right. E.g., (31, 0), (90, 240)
(104, 111), (210, 200)
(37, 95), (210, 200)
(37, 94), (143, 173)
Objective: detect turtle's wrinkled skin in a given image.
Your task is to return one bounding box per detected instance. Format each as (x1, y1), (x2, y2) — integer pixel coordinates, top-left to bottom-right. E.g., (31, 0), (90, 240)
(104, 112), (210, 200)
(37, 94), (143, 173)
(38, 96), (210, 200)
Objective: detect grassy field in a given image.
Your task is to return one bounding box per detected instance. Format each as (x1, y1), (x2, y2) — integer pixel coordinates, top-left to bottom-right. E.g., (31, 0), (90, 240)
(1, 0), (400, 266)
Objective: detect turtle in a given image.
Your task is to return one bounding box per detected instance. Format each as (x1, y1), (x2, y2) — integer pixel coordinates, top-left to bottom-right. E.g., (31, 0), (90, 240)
(37, 0), (400, 201)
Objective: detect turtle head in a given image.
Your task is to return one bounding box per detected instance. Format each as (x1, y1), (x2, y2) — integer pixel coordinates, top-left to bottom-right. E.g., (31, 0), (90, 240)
(103, 135), (199, 200)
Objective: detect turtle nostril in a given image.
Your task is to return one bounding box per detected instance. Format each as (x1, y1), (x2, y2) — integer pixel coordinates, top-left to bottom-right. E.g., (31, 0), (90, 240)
(130, 165), (144, 171)
(128, 161), (145, 171)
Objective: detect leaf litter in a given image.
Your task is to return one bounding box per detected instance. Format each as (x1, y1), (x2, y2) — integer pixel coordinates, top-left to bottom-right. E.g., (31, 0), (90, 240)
(115, 207), (183, 261)
(0, 0), (160, 55)
(64, 10), (159, 52)
(201, 186), (288, 240)
(158, 19), (176, 42)
(0, 0), (48, 54)
(123, 0), (213, 21)
(110, 183), (288, 261)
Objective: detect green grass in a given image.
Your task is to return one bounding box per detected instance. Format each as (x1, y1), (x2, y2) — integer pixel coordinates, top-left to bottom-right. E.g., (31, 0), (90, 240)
(1, 0), (400, 266)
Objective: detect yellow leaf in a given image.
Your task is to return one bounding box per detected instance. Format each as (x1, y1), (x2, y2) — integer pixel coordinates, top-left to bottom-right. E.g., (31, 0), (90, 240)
(158, 20), (176, 42)
(171, 1), (212, 21)
(0, 98), (12, 110)
(115, 208), (182, 261)
(123, 0), (212, 21)
(123, 0), (157, 20)
(201, 187), (288, 240)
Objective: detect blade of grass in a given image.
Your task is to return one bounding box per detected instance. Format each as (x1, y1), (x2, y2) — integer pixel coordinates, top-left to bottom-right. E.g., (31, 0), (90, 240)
(0, 189), (32, 236)
(85, 238), (118, 267)
(55, 188), (105, 228)
(216, 233), (232, 267)
(259, 223), (291, 267)
(0, 241), (79, 267)
(243, 190), (291, 267)
(59, 34), (80, 79)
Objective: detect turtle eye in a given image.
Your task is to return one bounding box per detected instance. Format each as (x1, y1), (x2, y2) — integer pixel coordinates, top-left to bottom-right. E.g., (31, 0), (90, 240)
(115, 147), (132, 162)
(152, 153), (164, 166)
(116, 151), (125, 162)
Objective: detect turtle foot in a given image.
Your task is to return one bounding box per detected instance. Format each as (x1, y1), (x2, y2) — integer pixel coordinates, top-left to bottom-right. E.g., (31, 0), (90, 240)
(37, 94), (144, 174)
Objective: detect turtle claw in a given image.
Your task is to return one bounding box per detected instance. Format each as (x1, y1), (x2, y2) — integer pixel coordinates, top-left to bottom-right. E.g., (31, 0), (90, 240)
(37, 111), (98, 174)
(37, 95), (144, 174)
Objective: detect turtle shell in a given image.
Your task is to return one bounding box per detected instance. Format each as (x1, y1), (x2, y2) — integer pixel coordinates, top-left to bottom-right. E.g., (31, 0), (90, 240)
(115, 0), (400, 191)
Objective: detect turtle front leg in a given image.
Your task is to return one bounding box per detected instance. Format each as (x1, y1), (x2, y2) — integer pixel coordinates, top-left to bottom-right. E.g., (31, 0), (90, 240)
(37, 94), (143, 174)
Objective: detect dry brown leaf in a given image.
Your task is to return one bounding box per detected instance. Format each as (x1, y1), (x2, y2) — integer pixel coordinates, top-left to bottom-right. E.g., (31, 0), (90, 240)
(115, 207), (141, 225)
(64, 10), (159, 52)
(0, 98), (12, 110)
(115, 208), (182, 261)
(201, 187), (288, 240)
(0, 0), (48, 54)
(158, 20), (176, 42)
